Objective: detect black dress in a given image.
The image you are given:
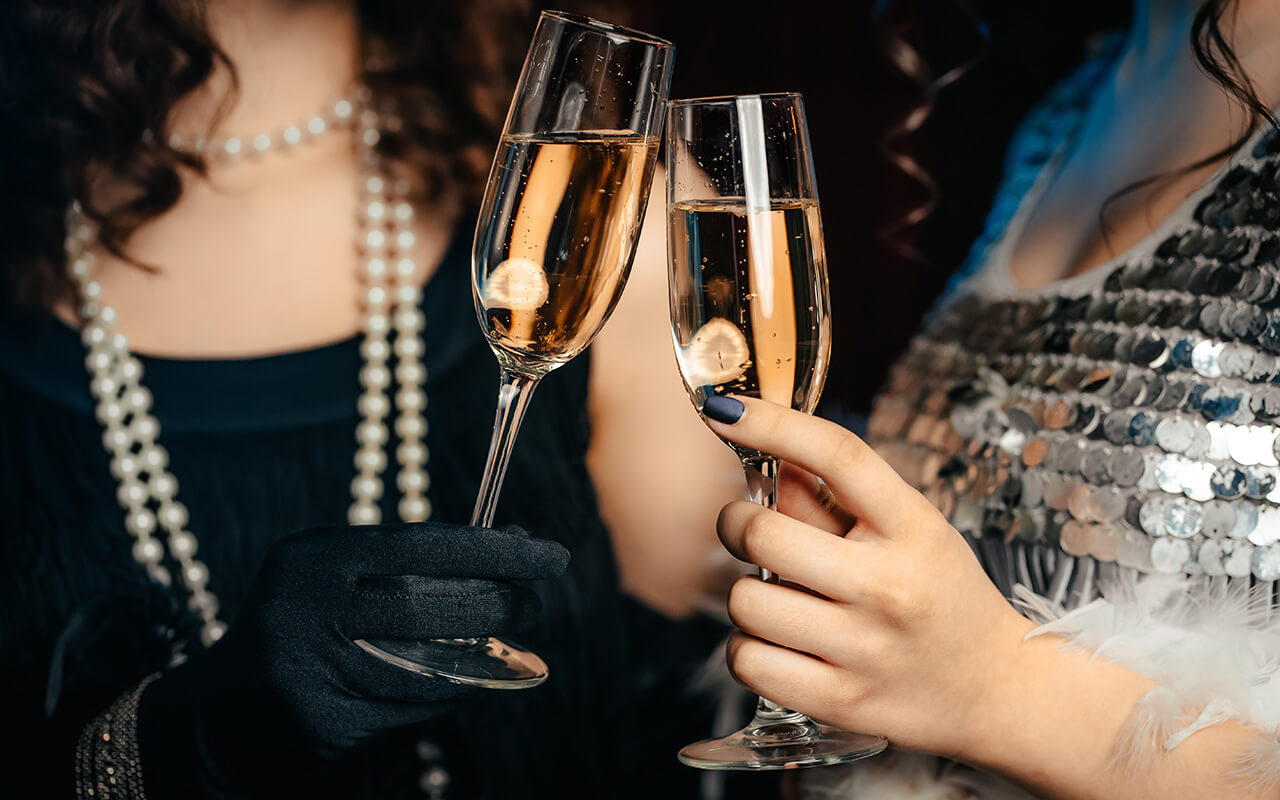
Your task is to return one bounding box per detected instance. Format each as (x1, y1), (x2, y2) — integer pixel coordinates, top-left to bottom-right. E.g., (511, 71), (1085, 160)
(0, 226), (724, 798)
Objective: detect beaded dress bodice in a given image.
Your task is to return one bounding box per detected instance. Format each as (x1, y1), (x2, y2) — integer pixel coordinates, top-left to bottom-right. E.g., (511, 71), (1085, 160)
(868, 36), (1280, 609)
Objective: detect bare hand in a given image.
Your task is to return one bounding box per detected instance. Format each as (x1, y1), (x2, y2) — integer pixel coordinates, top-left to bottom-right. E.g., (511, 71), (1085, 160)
(709, 396), (1035, 757)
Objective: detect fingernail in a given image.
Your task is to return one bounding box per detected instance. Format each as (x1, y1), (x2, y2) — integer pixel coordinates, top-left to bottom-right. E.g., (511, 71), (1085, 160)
(703, 395), (744, 424)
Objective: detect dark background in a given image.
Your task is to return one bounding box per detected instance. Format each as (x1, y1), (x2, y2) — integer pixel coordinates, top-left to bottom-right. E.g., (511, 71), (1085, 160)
(615, 0), (1133, 419)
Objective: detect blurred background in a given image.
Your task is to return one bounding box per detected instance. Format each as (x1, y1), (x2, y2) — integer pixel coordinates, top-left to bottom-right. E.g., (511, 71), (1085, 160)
(572, 0), (1131, 421)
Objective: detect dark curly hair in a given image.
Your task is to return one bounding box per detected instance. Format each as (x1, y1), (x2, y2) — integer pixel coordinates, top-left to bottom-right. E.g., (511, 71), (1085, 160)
(0, 0), (579, 312)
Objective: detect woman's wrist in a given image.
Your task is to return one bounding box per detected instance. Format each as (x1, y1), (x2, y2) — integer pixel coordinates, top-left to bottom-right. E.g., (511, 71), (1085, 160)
(951, 626), (1156, 797)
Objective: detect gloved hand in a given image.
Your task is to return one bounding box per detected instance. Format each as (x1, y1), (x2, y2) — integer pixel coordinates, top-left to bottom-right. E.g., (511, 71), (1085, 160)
(136, 522), (568, 796)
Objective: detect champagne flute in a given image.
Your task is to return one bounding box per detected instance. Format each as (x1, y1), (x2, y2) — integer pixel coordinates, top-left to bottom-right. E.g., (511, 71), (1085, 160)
(667, 93), (888, 768)
(355, 11), (673, 689)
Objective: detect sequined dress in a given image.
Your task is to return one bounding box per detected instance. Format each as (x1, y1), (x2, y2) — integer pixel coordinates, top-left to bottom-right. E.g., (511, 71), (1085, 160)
(808, 34), (1280, 800)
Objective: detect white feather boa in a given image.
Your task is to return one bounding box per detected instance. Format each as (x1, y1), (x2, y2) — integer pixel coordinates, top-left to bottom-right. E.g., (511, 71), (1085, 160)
(792, 572), (1280, 799)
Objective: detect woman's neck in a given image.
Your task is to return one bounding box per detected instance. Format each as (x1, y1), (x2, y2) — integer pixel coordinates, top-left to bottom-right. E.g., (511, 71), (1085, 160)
(170, 0), (361, 141)
(1121, 0), (1280, 106)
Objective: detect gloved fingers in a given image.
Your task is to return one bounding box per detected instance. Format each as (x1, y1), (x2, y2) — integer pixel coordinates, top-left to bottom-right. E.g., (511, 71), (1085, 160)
(341, 576), (543, 639)
(283, 523), (570, 581)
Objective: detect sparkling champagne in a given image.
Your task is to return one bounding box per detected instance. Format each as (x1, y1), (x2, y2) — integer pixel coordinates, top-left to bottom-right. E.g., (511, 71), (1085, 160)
(475, 132), (659, 374)
(669, 199), (831, 445)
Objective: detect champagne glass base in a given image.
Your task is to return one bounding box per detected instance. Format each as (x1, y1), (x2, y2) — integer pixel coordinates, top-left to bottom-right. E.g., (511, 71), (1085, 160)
(678, 721), (887, 771)
(354, 636), (549, 689)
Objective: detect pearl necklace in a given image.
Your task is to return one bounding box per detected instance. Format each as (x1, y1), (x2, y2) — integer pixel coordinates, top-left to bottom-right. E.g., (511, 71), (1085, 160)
(66, 92), (431, 648)
(162, 87), (364, 163)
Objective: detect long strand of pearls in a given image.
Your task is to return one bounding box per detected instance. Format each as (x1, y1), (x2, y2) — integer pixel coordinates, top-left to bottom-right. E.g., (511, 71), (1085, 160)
(69, 89), (431, 648)
(349, 101), (430, 524)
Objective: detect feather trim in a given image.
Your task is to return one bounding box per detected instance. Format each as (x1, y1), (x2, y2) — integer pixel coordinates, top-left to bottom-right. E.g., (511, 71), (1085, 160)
(1014, 573), (1280, 785)
(799, 751), (1033, 800)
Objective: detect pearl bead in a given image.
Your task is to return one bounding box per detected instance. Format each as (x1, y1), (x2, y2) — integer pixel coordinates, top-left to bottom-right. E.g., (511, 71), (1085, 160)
(349, 502), (380, 526)
(396, 309), (424, 332)
(158, 501), (188, 529)
(83, 281), (102, 300)
(99, 306), (118, 324)
(366, 257), (388, 278)
(149, 472), (177, 500)
(360, 337), (390, 361)
(308, 117), (326, 135)
(189, 590), (218, 616)
(126, 509), (157, 537)
(110, 454), (140, 480)
(201, 620), (227, 648)
(360, 364), (390, 389)
(354, 447), (387, 473)
(397, 442), (429, 466)
(394, 337), (423, 359)
(360, 109), (378, 128)
(395, 414), (426, 439)
(395, 231), (415, 250)
(366, 313), (390, 336)
(358, 391), (389, 417)
(366, 176), (385, 195)
(224, 137), (242, 155)
(396, 387), (425, 411)
(125, 386), (153, 412)
(96, 400), (125, 426)
(362, 128), (380, 147)
(366, 201), (386, 221)
(131, 415), (159, 443)
(334, 99), (354, 119)
(365, 230), (387, 251)
(366, 286), (388, 308)
(91, 375), (120, 399)
(142, 446), (169, 473)
(132, 537), (164, 564)
(72, 256), (93, 279)
(80, 300), (101, 319)
(396, 362), (425, 385)
(117, 480), (147, 508)
(170, 531), (198, 558)
(183, 560), (210, 588)
(108, 332), (129, 353)
(395, 258), (416, 278)
(394, 202), (413, 222)
(103, 426), (131, 453)
(283, 126), (303, 145)
(395, 284), (420, 305)
(87, 351), (113, 372)
(397, 469), (428, 493)
(117, 357), (142, 382)
(82, 323), (107, 347)
(351, 474), (383, 500)
(357, 420), (388, 446)
(399, 495), (430, 522)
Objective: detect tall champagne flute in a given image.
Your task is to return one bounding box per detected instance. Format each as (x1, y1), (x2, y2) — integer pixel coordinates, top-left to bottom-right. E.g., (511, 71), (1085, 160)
(355, 11), (673, 689)
(667, 94), (888, 768)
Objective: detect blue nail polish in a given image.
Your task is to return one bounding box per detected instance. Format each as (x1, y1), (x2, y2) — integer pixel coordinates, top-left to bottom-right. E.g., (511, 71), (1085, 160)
(703, 395), (744, 424)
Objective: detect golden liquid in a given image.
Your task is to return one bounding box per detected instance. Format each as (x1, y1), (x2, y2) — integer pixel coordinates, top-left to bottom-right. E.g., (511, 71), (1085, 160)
(474, 132), (659, 375)
(669, 199), (831, 455)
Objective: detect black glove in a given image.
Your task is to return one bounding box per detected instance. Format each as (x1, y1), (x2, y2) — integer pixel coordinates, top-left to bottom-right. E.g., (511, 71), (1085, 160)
(136, 522), (568, 797)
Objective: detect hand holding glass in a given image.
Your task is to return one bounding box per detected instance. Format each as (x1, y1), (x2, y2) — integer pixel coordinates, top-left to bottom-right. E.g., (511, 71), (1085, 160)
(356, 11), (673, 689)
(667, 93), (888, 768)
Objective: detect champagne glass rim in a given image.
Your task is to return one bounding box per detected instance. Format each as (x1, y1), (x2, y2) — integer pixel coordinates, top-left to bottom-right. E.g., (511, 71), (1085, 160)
(539, 10), (674, 48)
(668, 92), (804, 108)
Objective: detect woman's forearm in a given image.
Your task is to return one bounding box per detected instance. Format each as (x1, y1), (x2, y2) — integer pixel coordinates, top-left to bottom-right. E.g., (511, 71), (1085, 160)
(963, 632), (1272, 800)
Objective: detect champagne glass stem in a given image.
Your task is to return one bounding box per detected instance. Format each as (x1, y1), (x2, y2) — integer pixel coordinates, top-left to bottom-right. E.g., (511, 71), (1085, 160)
(472, 369), (541, 527)
(741, 456), (815, 733)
